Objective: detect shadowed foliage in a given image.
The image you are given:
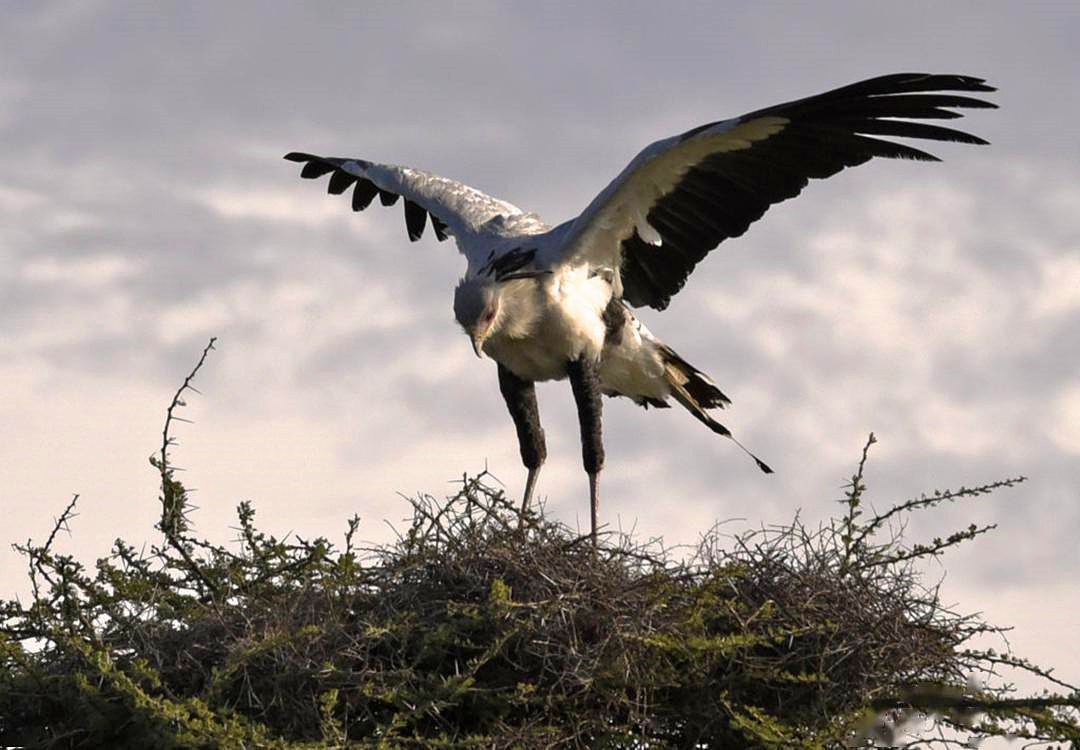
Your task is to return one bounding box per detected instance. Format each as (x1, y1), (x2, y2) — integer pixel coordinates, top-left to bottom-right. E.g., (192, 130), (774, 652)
(2, 343), (1078, 749)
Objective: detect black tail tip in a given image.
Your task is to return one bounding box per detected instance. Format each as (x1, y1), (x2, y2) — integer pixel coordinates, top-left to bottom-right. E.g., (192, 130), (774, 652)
(723, 430), (774, 474)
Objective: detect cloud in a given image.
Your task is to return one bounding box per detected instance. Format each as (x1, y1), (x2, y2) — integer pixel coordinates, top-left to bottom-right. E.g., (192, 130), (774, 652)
(197, 186), (362, 227)
(1048, 385), (1080, 455)
(1033, 253), (1080, 319)
(19, 253), (141, 287)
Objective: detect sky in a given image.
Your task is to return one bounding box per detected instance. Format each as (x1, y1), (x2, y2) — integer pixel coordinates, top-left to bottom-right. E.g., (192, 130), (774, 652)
(1, 0), (1077, 738)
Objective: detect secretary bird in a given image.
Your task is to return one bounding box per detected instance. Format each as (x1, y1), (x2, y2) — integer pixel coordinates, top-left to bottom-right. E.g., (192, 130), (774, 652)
(286, 73), (995, 543)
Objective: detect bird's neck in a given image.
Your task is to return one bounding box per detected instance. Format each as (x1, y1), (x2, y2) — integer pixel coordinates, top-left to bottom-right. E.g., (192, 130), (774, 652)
(494, 278), (544, 340)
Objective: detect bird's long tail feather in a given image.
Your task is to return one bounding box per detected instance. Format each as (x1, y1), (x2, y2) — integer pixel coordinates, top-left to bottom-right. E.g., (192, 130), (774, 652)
(660, 346), (774, 474)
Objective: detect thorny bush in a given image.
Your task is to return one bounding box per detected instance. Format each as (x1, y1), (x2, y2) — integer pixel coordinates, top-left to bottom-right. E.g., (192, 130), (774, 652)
(1, 341), (1078, 749)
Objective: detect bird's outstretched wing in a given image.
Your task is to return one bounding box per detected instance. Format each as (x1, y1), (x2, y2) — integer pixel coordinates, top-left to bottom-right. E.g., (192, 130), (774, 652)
(556, 73), (997, 310)
(284, 153), (543, 265)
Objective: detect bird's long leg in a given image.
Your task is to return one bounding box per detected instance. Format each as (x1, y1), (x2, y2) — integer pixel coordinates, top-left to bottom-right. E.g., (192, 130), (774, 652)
(522, 466), (541, 513)
(588, 472), (600, 545)
(567, 356), (604, 547)
(497, 364), (546, 515)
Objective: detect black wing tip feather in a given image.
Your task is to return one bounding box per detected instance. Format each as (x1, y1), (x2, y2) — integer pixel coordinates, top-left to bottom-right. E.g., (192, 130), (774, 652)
(621, 72), (996, 310)
(404, 199), (426, 241)
(845, 119), (990, 146)
(831, 74), (996, 153)
(327, 169), (357, 195)
(431, 214), (449, 241)
(287, 150), (449, 242)
(351, 179), (378, 211)
(844, 72), (996, 96)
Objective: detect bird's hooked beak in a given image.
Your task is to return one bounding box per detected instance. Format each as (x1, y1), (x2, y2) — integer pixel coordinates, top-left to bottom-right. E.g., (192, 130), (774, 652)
(470, 330), (485, 358)
(469, 324), (491, 358)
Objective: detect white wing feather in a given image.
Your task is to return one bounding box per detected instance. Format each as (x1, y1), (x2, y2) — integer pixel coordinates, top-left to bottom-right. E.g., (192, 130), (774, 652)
(548, 116), (788, 292)
(288, 153), (548, 268)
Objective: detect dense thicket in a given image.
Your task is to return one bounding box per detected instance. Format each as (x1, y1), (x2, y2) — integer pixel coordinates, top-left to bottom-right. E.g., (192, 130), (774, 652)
(2, 343), (1077, 748)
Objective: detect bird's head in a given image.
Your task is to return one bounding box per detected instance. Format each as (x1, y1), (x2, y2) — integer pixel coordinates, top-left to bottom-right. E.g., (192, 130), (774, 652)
(453, 276), (501, 357)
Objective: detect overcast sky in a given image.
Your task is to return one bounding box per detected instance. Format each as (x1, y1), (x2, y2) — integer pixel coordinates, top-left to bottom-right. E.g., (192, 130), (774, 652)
(2, 1), (1077, 735)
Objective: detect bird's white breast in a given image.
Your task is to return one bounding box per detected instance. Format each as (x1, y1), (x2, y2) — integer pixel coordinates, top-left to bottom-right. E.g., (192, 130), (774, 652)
(483, 265), (611, 382)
